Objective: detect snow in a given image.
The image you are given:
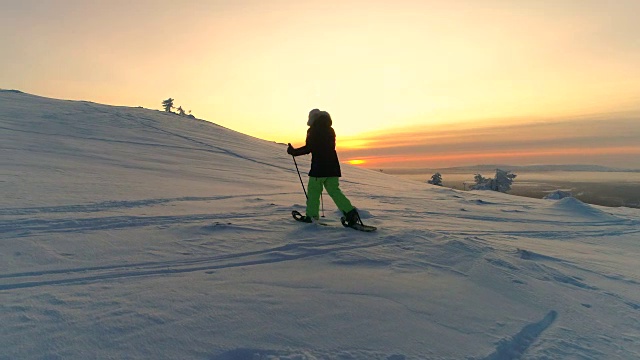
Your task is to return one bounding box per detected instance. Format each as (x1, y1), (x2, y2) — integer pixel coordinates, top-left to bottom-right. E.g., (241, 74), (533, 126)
(543, 190), (572, 200)
(1, 90), (639, 359)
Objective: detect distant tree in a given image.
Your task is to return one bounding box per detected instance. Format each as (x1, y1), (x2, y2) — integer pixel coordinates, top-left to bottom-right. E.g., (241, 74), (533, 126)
(471, 169), (516, 192)
(428, 172), (443, 186)
(177, 106), (186, 116)
(162, 98), (174, 112)
(494, 169), (517, 192)
(472, 173), (491, 190)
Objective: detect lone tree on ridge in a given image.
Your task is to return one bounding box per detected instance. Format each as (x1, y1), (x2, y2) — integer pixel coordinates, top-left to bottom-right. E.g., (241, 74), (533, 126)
(162, 98), (174, 112)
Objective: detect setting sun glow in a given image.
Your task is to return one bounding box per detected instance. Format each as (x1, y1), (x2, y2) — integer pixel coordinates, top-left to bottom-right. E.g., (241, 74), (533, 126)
(347, 159), (367, 166)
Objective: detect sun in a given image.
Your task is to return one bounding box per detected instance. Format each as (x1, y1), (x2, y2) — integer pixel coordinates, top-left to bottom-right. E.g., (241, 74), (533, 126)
(347, 159), (367, 165)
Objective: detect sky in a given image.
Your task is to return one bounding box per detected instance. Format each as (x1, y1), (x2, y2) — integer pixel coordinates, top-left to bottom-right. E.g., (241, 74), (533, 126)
(2, 0), (640, 168)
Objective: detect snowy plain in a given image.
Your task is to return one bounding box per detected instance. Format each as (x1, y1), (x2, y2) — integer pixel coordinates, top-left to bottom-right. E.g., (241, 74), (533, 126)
(1, 90), (639, 359)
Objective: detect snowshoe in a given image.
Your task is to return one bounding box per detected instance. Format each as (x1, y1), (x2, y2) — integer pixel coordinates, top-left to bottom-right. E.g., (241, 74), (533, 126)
(340, 208), (377, 232)
(292, 210), (313, 223)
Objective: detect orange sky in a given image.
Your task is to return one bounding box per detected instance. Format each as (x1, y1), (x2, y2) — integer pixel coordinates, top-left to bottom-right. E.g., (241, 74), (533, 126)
(2, 0), (639, 168)
(346, 146), (640, 169)
(338, 114), (640, 168)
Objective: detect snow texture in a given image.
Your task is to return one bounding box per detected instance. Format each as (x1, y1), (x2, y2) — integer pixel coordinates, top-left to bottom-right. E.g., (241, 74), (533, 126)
(2, 90), (640, 359)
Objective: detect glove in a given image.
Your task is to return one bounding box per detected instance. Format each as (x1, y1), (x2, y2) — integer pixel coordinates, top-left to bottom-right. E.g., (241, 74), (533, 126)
(287, 143), (294, 155)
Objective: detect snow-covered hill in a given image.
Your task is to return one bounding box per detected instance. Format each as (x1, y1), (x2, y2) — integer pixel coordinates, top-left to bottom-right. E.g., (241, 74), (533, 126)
(1, 90), (639, 359)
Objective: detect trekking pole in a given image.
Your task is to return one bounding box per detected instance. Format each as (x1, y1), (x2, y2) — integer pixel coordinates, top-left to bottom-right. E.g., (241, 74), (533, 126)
(290, 146), (307, 199)
(321, 192), (325, 217)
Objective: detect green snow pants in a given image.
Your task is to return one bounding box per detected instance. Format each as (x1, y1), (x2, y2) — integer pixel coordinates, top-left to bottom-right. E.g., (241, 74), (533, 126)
(306, 177), (354, 219)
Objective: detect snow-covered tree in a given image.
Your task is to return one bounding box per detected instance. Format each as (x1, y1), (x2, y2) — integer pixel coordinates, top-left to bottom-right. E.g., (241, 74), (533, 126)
(472, 173), (491, 190)
(494, 169), (517, 192)
(471, 169), (516, 192)
(162, 98), (174, 112)
(428, 172), (443, 186)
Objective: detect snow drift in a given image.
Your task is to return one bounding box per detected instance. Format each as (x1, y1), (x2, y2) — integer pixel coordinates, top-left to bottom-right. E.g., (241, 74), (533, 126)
(543, 190), (572, 200)
(1, 90), (639, 359)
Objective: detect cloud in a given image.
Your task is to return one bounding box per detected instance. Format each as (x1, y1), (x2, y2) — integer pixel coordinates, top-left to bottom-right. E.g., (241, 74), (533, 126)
(338, 113), (640, 168)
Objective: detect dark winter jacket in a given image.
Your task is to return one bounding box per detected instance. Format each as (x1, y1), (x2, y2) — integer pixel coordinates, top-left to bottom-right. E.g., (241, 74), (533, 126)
(289, 113), (342, 177)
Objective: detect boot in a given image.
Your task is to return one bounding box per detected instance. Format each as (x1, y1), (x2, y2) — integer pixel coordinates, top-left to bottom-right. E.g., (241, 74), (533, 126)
(344, 208), (361, 227)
